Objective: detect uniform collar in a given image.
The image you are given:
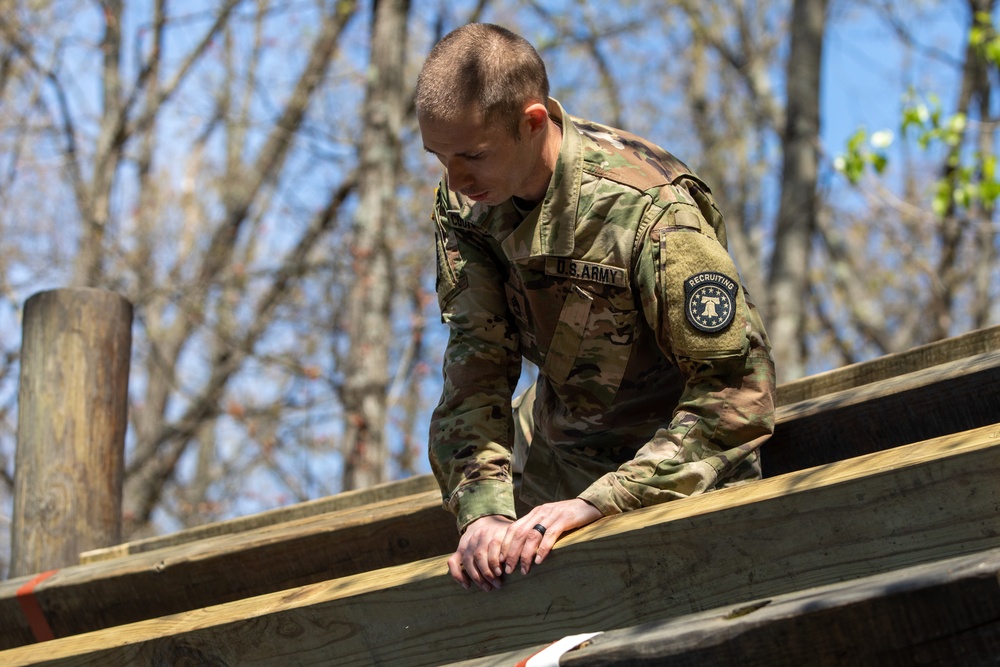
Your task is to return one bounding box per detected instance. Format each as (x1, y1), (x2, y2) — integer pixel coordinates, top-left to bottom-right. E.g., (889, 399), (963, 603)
(501, 98), (581, 260)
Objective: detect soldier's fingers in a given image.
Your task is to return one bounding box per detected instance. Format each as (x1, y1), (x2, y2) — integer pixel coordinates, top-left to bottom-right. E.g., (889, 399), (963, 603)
(487, 535), (505, 579)
(461, 551), (489, 592)
(471, 547), (502, 592)
(532, 499), (602, 566)
(532, 523), (562, 566)
(447, 552), (470, 590)
(499, 529), (514, 573)
(500, 522), (529, 575)
(517, 516), (551, 575)
(455, 540), (492, 592)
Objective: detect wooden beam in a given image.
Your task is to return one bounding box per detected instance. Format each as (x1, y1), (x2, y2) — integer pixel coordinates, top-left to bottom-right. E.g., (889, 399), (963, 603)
(764, 349), (1000, 476)
(0, 491), (456, 649)
(1, 423), (998, 667)
(79, 473), (440, 564)
(80, 326), (1000, 566)
(2, 350), (998, 650)
(775, 323), (1000, 405)
(444, 547), (1000, 666)
(556, 547), (1000, 666)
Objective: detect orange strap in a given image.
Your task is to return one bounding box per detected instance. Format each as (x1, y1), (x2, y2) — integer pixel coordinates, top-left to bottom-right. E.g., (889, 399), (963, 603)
(16, 570), (58, 642)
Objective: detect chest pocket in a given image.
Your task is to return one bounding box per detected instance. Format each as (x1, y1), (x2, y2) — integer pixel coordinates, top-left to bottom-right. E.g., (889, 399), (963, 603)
(542, 284), (637, 407)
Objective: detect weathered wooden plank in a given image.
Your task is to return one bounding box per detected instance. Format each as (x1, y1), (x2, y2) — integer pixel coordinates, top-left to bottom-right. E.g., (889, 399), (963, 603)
(1, 423), (998, 667)
(79, 473), (440, 564)
(556, 547), (1000, 666)
(70, 328), (1000, 572)
(0, 491), (456, 650)
(775, 323), (1000, 405)
(79, 326), (1000, 565)
(2, 351), (997, 651)
(444, 547), (1000, 667)
(764, 349), (1000, 476)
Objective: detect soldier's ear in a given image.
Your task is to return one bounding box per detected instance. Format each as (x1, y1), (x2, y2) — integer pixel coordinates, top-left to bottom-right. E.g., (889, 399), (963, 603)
(522, 103), (549, 138)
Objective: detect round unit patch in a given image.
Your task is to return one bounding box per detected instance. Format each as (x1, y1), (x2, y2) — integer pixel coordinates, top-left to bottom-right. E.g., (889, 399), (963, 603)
(684, 272), (738, 333)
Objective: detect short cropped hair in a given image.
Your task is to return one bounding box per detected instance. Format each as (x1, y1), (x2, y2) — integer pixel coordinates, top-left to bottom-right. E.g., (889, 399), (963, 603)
(415, 23), (550, 136)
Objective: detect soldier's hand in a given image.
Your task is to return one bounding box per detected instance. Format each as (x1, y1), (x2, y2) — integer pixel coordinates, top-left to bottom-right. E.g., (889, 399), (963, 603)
(500, 498), (602, 577)
(448, 514), (513, 592)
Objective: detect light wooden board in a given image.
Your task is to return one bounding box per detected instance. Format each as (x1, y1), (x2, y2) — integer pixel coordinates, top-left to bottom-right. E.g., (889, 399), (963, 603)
(775, 324), (1000, 405)
(764, 348), (1000, 476)
(1, 423), (998, 667)
(445, 547), (1000, 667)
(558, 547), (1000, 666)
(0, 491), (456, 650)
(79, 473), (440, 563)
(79, 326), (1000, 565)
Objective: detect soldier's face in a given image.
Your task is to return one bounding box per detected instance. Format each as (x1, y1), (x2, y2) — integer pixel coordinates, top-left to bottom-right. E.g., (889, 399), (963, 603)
(419, 107), (545, 206)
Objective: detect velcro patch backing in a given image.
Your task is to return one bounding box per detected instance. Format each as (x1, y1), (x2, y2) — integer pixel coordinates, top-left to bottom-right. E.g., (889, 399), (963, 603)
(658, 228), (747, 359)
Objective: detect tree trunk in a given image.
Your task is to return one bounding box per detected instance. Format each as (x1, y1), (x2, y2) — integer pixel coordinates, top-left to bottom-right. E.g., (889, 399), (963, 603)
(341, 0), (410, 490)
(121, 2), (359, 535)
(766, 0), (827, 383)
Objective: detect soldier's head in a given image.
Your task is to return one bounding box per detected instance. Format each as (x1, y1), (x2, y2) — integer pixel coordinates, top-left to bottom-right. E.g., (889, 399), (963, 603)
(415, 23), (550, 137)
(416, 24), (558, 206)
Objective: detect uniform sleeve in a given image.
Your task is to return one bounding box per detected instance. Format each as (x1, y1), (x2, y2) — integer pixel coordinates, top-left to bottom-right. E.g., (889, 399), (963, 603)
(577, 186), (776, 515)
(428, 188), (523, 531)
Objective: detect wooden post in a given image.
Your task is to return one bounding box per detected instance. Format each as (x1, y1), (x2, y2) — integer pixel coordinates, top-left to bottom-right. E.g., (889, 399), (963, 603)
(10, 288), (132, 578)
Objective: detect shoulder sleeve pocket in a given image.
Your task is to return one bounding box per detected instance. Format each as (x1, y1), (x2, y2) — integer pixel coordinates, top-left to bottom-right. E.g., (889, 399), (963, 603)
(658, 228), (748, 360)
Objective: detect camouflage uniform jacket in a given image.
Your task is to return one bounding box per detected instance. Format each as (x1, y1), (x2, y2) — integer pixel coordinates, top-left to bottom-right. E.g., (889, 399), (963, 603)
(429, 99), (776, 531)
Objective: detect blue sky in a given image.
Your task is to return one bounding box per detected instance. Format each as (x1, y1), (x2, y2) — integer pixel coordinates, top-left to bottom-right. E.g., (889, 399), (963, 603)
(822, 2), (970, 168)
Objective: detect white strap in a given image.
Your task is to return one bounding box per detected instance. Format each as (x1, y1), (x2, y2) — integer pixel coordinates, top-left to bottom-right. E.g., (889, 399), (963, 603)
(523, 632), (603, 667)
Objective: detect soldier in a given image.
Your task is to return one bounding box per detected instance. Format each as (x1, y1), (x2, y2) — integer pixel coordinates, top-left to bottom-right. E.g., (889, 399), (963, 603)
(416, 23), (776, 592)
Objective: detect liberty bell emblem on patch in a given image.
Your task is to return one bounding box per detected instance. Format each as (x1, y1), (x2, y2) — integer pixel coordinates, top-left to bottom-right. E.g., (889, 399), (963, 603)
(684, 272), (738, 333)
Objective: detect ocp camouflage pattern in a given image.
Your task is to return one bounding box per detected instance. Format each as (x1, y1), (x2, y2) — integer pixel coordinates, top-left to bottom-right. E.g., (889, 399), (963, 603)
(429, 99), (776, 531)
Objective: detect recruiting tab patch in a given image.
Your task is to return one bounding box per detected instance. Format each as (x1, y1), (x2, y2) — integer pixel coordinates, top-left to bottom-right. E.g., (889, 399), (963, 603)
(684, 272), (738, 333)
